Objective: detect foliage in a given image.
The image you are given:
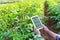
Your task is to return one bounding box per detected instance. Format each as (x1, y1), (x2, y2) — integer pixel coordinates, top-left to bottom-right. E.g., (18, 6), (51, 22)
(0, 0), (44, 40)
(46, 0), (60, 30)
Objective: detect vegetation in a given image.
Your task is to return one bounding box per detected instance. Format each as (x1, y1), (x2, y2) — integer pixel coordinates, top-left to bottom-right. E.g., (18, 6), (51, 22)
(46, 0), (60, 30)
(0, 0), (60, 40)
(0, 0), (44, 40)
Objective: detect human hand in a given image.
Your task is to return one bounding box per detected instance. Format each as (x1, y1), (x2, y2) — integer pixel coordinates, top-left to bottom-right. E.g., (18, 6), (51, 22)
(34, 27), (40, 35)
(42, 25), (49, 32)
(34, 25), (49, 34)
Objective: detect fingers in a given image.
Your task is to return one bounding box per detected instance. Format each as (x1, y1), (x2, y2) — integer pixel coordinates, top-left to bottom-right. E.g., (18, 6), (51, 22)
(34, 27), (37, 32)
(34, 26), (36, 29)
(39, 25), (47, 32)
(34, 27), (41, 35)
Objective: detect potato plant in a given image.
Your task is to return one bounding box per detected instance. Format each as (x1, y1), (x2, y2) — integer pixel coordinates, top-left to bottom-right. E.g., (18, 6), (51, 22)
(46, 0), (60, 30)
(0, 0), (44, 40)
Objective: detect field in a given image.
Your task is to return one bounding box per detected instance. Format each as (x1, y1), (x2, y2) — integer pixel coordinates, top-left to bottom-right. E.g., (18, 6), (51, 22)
(0, 0), (60, 40)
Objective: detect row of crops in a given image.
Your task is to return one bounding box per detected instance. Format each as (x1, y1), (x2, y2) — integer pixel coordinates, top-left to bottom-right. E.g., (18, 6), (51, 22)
(0, 0), (44, 40)
(46, 0), (60, 30)
(0, 0), (60, 40)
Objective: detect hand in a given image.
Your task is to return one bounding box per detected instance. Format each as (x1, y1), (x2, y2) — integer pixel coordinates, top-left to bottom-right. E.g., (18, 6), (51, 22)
(34, 25), (49, 35)
(42, 25), (49, 32)
(34, 27), (40, 35)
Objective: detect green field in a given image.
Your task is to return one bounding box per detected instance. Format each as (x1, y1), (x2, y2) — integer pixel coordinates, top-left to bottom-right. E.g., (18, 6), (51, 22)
(0, 0), (60, 40)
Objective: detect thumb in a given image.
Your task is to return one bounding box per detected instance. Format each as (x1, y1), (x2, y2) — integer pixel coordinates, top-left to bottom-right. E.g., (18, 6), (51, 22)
(34, 26), (37, 31)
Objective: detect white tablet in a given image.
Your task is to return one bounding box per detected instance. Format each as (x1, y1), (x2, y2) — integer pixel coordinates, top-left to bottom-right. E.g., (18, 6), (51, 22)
(31, 15), (43, 29)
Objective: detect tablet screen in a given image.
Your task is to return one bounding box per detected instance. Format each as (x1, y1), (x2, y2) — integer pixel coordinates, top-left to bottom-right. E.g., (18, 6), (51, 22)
(31, 16), (43, 29)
